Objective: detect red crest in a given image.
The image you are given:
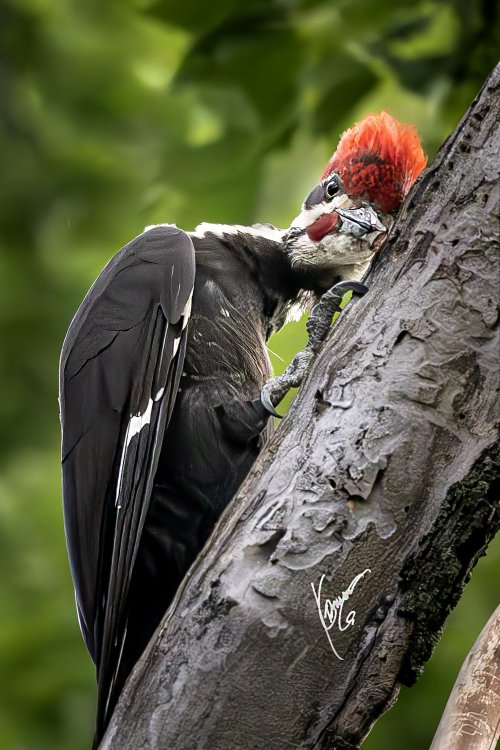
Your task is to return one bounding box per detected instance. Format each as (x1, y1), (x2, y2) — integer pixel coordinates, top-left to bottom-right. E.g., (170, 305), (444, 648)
(322, 112), (427, 213)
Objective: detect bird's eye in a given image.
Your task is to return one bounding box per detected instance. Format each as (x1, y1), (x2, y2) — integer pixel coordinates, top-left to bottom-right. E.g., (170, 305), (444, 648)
(325, 180), (339, 199)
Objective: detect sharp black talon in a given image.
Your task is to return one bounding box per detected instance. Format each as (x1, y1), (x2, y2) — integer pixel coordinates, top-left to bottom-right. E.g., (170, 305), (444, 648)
(330, 280), (369, 297)
(350, 281), (369, 296)
(261, 389), (283, 418)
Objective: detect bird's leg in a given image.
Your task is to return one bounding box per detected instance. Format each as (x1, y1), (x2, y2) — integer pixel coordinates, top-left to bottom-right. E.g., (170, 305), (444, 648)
(261, 280), (368, 416)
(305, 279), (369, 352)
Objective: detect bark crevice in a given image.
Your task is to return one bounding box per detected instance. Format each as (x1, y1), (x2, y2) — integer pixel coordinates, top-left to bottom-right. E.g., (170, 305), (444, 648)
(398, 445), (500, 686)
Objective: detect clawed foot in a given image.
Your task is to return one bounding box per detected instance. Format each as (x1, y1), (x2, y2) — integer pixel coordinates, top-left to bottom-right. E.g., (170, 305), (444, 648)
(261, 349), (314, 417)
(261, 280), (368, 416)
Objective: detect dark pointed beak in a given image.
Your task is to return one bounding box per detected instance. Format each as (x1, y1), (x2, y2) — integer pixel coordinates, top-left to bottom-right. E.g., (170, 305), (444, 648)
(336, 206), (386, 234)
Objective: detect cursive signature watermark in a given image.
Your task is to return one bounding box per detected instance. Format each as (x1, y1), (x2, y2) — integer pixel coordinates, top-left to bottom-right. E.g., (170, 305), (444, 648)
(311, 568), (371, 659)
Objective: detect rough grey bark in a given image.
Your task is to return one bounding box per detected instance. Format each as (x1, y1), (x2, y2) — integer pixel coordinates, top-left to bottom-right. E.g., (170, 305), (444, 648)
(101, 65), (500, 750)
(430, 603), (500, 750)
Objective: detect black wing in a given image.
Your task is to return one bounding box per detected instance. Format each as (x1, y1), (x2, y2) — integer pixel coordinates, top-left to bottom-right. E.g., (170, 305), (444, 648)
(59, 225), (195, 726)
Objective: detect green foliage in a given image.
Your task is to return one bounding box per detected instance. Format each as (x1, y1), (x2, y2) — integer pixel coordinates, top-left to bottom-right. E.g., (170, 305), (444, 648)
(0, 1), (497, 748)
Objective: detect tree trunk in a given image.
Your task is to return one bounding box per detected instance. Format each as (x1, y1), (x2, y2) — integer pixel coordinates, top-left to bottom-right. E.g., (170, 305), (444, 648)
(101, 64), (500, 750)
(430, 604), (500, 750)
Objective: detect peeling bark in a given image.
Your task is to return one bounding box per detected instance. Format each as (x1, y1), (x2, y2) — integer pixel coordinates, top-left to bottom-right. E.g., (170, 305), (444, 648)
(430, 604), (500, 750)
(101, 64), (500, 750)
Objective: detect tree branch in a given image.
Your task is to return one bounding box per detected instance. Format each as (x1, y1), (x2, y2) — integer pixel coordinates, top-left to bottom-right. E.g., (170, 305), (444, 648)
(101, 64), (500, 750)
(430, 603), (500, 750)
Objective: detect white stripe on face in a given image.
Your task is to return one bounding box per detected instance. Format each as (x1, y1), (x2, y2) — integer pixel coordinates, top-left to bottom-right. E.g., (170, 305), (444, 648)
(290, 193), (353, 230)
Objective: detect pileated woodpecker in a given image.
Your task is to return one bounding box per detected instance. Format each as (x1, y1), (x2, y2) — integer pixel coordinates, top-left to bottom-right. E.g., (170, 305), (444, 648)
(59, 112), (426, 744)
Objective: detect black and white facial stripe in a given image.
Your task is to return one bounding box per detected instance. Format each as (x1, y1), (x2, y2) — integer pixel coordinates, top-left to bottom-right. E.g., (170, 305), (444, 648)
(303, 174), (344, 210)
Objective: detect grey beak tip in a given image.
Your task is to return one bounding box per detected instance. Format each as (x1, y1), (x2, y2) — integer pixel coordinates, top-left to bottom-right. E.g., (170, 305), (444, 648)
(337, 206), (385, 234)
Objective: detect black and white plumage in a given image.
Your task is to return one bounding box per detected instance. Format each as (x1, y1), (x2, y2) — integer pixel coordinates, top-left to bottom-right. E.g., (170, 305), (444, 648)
(59, 110), (425, 746)
(60, 221), (307, 743)
(60, 195), (383, 744)
(60, 226), (195, 736)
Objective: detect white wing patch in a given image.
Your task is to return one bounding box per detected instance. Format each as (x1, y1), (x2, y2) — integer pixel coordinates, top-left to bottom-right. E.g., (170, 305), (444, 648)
(126, 399), (153, 447)
(182, 291), (193, 329)
(115, 396), (158, 508)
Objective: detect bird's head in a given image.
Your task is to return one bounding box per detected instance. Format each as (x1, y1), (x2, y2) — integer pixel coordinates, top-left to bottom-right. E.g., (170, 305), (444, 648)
(285, 112), (427, 284)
